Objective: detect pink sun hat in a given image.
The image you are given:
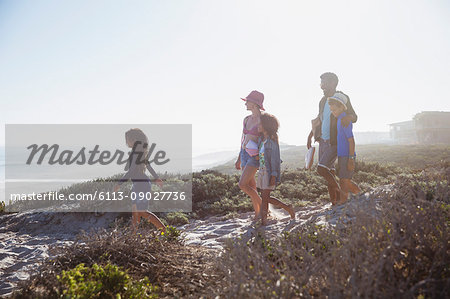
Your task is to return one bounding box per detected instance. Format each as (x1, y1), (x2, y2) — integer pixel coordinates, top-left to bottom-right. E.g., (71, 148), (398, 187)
(241, 90), (265, 111)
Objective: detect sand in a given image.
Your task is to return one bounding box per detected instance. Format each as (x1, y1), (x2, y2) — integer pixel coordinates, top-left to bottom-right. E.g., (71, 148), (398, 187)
(180, 191), (379, 250)
(0, 211), (120, 296)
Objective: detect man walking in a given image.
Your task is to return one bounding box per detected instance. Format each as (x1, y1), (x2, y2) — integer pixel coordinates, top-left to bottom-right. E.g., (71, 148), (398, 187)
(307, 72), (357, 204)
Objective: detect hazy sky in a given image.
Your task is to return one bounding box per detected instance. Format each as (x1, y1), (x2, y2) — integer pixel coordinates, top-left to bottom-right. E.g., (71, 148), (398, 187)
(1, 0), (449, 155)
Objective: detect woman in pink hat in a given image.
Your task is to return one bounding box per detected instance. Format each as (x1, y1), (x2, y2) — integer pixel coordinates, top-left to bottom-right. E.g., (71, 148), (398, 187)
(235, 90), (265, 219)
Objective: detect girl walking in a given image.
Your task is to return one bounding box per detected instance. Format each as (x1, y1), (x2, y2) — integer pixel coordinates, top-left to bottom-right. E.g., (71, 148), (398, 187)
(257, 113), (295, 225)
(114, 128), (166, 232)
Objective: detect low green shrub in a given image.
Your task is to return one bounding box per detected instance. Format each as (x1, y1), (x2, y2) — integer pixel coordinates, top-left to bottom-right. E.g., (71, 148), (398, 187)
(57, 263), (157, 299)
(12, 227), (220, 298)
(162, 225), (182, 242)
(165, 212), (189, 226)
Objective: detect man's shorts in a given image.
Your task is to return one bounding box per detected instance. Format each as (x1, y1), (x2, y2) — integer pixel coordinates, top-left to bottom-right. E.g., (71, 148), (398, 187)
(318, 139), (337, 171)
(240, 148), (259, 168)
(337, 156), (354, 179)
(256, 168), (275, 190)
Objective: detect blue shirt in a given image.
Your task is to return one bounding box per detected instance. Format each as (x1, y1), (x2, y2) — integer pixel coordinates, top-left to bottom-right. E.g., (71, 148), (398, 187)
(337, 112), (354, 157)
(321, 102), (331, 140)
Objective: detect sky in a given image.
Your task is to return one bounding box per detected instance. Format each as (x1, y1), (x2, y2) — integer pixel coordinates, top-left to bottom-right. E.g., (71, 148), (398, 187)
(1, 0), (449, 156)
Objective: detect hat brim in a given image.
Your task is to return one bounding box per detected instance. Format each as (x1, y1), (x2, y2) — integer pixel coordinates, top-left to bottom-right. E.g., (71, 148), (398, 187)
(328, 97), (347, 110)
(241, 98), (265, 111)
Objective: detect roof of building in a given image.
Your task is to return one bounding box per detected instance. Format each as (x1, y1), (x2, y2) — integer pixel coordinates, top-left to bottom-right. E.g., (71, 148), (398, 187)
(414, 111), (450, 120)
(389, 120), (414, 126)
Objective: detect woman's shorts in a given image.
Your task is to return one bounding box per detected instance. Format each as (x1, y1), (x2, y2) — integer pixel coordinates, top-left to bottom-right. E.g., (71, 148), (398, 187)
(257, 168), (275, 190)
(131, 180), (152, 211)
(240, 148), (259, 168)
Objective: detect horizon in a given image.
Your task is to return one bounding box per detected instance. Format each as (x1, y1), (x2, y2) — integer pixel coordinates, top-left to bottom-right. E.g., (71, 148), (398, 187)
(1, 0), (450, 152)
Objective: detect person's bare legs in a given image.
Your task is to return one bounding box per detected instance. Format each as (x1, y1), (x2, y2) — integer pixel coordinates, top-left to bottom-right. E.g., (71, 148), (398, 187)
(131, 204), (140, 232)
(267, 195), (295, 219)
(260, 191), (295, 225)
(261, 190), (270, 225)
(338, 179), (350, 204)
(239, 165), (262, 218)
(131, 204), (166, 232)
(348, 180), (360, 194)
(138, 211), (166, 232)
(317, 165), (340, 205)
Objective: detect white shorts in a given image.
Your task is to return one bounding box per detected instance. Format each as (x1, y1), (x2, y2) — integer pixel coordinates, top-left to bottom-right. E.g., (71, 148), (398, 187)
(257, 168), (275, 191)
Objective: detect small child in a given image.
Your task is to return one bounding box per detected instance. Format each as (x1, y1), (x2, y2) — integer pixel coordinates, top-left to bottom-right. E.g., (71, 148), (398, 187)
(114, 128), (166, 232)
(257, 113), (295, 225)
(328, 93), (361, 204)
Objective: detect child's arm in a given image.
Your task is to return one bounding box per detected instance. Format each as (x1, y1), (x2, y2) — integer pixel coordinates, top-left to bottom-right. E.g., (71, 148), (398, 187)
(146, 162), (163, 187)
(114, 158), (133, 191)
(348, 137), (356, 171)
(146, 162), (159, 180)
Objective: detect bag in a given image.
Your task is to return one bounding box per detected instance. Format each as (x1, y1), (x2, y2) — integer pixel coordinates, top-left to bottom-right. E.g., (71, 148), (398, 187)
(311, 116), (321, 141)
(305, 146), (315, 170)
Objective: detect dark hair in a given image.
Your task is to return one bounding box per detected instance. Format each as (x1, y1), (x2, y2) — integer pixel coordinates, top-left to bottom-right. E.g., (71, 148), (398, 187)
(320, 72), (339, 88)
(125, 128), (149, 173)
(260, 113), (279, 143)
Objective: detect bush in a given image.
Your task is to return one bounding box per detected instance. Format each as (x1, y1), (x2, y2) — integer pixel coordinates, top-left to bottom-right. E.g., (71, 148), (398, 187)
(165, 212), (190, 226)
(216, 173), (450, 298)
(57, 263), (157, 298)
(187, 161), (409, 220)
(12, 226), (222, 298)
(162, 225), (182, 242)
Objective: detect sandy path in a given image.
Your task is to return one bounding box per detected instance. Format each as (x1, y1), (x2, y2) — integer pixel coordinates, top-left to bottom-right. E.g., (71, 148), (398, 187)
(0, 211), (119, 296)
(180, 192), (377, 250)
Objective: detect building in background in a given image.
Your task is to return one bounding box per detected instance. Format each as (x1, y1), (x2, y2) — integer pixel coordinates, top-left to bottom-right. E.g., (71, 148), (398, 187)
(414, 111), (450, 144)
(389, 111), (450, 144)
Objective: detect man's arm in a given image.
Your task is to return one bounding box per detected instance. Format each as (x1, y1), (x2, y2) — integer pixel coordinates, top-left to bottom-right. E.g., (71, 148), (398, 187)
(346, 98), (358, 123)
(347, 137), (356, 171)
(341, 93), (357, 127)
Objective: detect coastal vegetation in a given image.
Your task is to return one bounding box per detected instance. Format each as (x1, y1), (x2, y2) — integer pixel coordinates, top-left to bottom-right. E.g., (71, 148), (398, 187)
(9, 145), (450, 298)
